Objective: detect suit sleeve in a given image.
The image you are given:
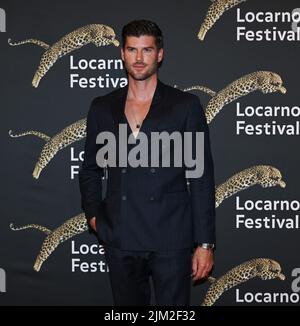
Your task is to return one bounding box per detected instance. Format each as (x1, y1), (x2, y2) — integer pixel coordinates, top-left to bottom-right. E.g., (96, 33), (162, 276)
(185, 95), (216, 245)
(79, 98), (104, 222)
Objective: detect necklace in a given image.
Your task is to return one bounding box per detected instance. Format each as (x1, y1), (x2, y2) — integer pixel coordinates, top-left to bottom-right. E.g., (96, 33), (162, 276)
(127, 107), (148, 129)
(125, 98), (152, 130)
(132, 112), (141, 129)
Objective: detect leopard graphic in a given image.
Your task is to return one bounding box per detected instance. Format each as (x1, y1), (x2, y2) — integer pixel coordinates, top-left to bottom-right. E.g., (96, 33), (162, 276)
(10, 165), (286, 271)
(8, 24), (119, 87)
(198, 0), (247, 41)
(182, 85), (217, 97)
(215, 165), (286, 208)
(9, 118), (87, 179)
(185, 71), (286, 124)
(9, 72), (285, 178)
(10, 213), (87, 272)
(202, 258), (285, 306)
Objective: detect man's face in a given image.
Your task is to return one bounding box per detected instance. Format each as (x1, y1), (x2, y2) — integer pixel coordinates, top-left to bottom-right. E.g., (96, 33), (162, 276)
(121, 35), (164, 81)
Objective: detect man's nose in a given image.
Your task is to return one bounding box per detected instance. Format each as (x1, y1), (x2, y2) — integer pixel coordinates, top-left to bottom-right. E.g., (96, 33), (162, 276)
(136, 50), (143, 61)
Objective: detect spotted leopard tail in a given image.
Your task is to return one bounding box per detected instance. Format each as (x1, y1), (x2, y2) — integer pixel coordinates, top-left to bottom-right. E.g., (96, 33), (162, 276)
(9, 130), (51, 142)
(10, 223), (51, 235)
(8, 38), (50, 50)
(33, 214), (88, 272)
(182, 85), (217, 97)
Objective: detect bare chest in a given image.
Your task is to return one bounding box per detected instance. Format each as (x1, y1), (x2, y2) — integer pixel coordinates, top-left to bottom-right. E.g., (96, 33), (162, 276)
(124, 100), (152, 132)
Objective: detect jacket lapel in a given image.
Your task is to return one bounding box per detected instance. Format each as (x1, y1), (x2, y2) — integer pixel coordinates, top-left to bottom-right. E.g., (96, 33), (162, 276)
(139, 79), (165, 136)
(111, 79), (166, 137)
(111, 84), (128, 129)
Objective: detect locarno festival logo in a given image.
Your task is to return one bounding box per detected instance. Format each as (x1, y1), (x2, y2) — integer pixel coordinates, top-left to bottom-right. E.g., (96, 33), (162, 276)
(0, 268), (6, 293)
(0, 8), (6, 32)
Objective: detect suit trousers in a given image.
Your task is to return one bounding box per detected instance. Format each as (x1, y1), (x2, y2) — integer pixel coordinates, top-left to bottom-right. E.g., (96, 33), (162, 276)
(104, 245), (193, 306)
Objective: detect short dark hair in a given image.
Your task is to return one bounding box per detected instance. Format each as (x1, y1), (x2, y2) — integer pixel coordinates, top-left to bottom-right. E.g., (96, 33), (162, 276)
(122, 20), (164, 50)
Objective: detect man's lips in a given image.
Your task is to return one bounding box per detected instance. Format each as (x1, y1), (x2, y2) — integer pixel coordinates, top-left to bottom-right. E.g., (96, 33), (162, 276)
(133, 64), (146, 68)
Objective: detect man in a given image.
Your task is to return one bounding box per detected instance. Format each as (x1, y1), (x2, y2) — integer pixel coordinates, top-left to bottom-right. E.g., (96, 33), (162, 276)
(79, 20), (216, 306)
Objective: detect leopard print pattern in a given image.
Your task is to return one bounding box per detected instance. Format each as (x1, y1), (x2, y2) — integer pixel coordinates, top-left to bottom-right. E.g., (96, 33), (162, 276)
(10, 213), (88, 272)
(182, 85), (217, 97)
(8, 72), (285, 178)
(9, 24), (119, 87)
(9, 118), (87, 179)
(10, 223), (51, 235)
(198, 0), (247, 41)
(8, 38), (50, 50)
(215, 165), (286, 208)
(9, 165), (286, 271)
(205, 71), (287, 124)
(202, 258), (285, 306)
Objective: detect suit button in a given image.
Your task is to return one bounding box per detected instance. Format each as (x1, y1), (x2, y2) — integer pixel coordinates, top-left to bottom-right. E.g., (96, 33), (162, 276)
(149, 196), (154, 201)
(122, 195), (127, 201)
(150, 168), (156, 173)
(121, 168), (127, 174)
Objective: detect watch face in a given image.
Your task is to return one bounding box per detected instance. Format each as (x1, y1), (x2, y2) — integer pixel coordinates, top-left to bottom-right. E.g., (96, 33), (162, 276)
(202, 243), (214, 249)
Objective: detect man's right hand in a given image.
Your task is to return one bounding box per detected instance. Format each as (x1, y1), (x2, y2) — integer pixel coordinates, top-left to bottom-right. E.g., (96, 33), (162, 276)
(89, 217), (96, 232)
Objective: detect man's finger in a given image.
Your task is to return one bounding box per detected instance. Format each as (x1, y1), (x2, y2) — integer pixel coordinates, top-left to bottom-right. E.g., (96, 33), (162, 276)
(192, 262), (201, 280)
(192, 257), (198, 276)
(201, 266), (212, 279)
(199, 267), (208, 279)
(194, 262), (213, 280)
(193, 263), (206, 281)
(89, 217), (96, 232)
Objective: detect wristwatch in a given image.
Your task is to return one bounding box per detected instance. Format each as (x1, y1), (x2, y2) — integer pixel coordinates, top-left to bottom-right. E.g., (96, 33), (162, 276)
(199, 243), (215, 250)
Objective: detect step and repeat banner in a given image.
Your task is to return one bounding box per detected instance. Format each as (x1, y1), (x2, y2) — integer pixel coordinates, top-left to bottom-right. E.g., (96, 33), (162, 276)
(0, 0), (300, 306)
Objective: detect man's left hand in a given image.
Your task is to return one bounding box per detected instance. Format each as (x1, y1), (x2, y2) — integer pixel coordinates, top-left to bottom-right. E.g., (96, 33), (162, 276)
(192, 246), (214, 281)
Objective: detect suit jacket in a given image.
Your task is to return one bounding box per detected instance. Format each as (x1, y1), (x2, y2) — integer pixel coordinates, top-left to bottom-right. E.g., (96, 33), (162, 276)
(79, 79), (216, 251)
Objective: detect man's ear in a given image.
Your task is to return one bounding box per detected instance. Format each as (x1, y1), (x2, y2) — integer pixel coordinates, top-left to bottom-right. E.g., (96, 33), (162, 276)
(158, 48), (164, 63)
(121, 48), (125, 61)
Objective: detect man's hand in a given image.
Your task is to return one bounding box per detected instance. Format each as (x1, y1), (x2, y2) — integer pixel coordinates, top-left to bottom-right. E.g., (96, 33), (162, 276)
(192, 246), (214, 281)
(89, 217), (96, 232)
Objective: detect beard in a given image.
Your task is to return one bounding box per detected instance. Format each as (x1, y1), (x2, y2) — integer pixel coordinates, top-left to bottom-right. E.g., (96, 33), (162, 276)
(125, 61), (159, 81)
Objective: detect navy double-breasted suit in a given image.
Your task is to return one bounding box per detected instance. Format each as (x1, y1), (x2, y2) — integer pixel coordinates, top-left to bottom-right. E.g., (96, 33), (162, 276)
(79, 79), (216, 252)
